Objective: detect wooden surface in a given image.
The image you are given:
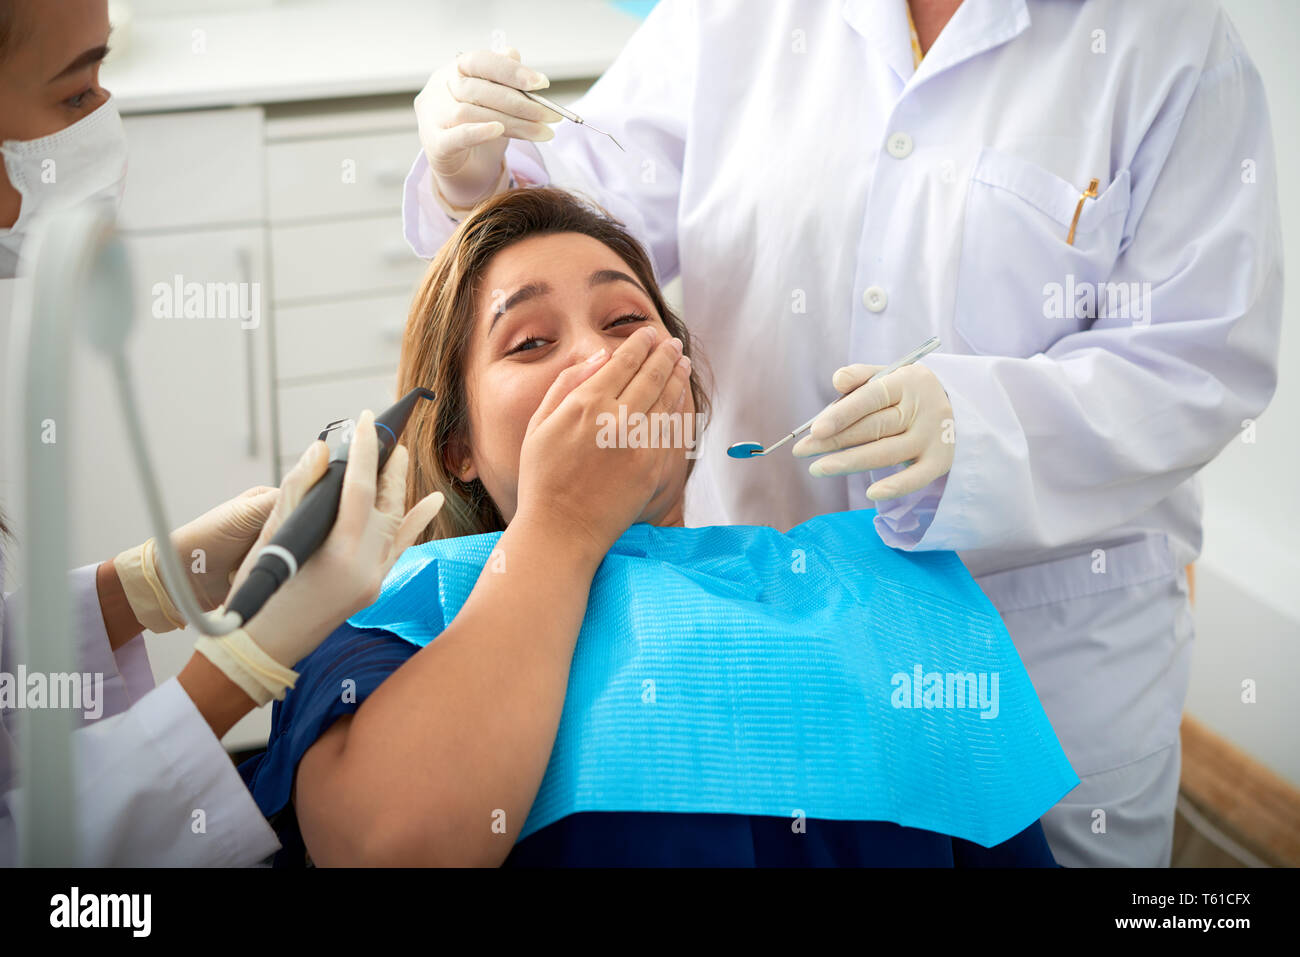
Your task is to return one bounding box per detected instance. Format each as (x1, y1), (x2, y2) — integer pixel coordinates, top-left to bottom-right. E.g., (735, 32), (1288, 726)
(1177, 713), (1300, 867)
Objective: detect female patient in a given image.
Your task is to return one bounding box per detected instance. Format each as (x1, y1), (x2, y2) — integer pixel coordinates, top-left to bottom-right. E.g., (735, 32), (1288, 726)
(240, 187), (1060, 867)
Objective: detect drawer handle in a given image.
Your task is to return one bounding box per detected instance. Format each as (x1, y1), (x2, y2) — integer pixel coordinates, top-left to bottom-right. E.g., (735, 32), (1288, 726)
(381, 320), (405, 343)
(236, 245), (259, 458)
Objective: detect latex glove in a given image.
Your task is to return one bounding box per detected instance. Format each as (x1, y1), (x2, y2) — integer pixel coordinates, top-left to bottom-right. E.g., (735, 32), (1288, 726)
(114, 485), (278, 634)
(792, 363), (955, 501)
(413, 47), (562, 211)
(223, 411), (446, 671)
(172, 485), (280, 610)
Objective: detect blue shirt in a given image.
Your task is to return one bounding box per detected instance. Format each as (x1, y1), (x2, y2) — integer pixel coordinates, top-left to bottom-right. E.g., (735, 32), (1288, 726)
(238, 623), (1057, 867)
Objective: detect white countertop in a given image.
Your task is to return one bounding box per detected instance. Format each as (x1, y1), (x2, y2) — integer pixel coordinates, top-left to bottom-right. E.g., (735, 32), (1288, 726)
(102, 0), (644, 113)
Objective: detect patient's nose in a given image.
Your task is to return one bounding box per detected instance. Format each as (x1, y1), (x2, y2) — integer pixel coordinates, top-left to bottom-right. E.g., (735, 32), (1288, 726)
(567, 329), (608, 365)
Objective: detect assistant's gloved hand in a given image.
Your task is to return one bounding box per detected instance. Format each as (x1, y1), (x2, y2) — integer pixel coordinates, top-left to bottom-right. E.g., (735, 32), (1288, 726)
(113, 485), (278, 634)
(413, 48), (562, 213)
(196, 411), (445, 705)
(792, 363), (956, 501)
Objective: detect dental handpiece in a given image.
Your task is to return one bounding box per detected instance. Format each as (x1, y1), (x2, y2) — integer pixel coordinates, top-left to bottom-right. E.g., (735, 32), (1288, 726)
(225, 387), (436, 626)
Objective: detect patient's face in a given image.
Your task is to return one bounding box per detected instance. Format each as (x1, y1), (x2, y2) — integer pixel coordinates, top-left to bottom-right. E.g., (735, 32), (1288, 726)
(459, 232), (694, 525)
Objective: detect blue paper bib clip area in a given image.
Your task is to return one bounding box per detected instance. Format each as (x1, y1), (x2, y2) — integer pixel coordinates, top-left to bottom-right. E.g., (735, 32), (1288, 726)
(348, 509), (1078, 847)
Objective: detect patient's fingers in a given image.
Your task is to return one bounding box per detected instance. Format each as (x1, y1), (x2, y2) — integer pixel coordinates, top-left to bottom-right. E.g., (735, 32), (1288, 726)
(617, 332), (683, 413)
(640, 353), (693, 455)
(578, 325), (662, 402)
(529, 346), (612, 427)
(648, 352), (691, 419)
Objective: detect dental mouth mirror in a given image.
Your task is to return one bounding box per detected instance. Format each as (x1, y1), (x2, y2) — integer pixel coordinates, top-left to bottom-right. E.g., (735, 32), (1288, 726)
(727, 336), (941, 459)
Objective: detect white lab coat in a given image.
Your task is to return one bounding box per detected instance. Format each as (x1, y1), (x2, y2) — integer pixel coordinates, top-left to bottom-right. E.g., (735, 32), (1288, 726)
(0, 528), (279, 866)
(402, 0), (1282, 857)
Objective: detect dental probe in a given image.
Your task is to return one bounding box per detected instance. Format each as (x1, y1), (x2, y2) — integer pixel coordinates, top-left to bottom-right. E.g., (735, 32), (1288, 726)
(521, 88), (625, 151)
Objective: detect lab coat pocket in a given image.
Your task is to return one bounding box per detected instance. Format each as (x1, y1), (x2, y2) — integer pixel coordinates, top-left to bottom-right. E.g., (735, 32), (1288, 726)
(954, 148), (1131, 357)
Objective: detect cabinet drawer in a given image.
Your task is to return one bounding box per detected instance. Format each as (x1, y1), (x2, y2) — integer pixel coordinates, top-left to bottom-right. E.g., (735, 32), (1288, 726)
(267, 129), (420, 223)
(274, 293), (410, 381)
(270, 215), (428, 302)
(277, 373), (397, 461)
(118, 108), (264, 231)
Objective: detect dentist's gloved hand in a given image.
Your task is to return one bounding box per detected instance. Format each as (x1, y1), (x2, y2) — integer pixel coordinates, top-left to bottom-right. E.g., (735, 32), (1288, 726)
(225, 411), (446, 662)
(792, 363), (955, 501)
(195, 413), (445, 706)
(113, 485), (279, 634)
(414, 48), (563, 212)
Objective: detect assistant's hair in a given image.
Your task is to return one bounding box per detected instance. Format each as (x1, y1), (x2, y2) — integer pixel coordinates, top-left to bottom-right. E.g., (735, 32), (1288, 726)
(396, 186), (711, 543)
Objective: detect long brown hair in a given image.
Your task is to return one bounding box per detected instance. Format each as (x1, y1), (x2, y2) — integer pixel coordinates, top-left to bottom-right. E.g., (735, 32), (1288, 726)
(396, 186), (711, 543)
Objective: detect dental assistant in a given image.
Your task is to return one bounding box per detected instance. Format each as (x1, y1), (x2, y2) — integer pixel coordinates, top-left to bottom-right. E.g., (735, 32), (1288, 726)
(0, 0), (446, 865)
(405, 0), (1283, 866)
(0, 494), (282, 867)
(0, 431), (441, 866)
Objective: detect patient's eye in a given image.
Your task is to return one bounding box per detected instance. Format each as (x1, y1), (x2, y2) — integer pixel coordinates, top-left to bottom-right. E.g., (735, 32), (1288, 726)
(607, 312), (650, 329)
(506, 335), (548, 355)
(504, 313), (651, 356)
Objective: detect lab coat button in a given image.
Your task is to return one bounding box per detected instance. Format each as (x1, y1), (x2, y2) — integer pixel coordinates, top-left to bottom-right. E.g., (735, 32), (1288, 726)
(863, 286), (888, 312)
(886, 132), (913, 159)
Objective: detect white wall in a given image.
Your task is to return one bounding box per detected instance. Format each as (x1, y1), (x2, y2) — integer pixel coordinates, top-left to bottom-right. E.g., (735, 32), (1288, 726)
(1188, 0), (1300, 786)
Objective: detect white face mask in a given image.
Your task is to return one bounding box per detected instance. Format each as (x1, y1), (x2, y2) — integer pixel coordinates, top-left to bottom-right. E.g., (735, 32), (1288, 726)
(0, 96), (129, 266)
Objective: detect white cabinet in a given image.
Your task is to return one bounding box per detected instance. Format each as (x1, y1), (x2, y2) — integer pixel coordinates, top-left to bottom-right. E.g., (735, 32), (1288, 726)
(66, 227), (273, 568)
(264, 100), (427, 474)
(274, 294), (410, 381)
(61, 108), (276, 751)
(266, 129), (415, 222)
(269, 216), (425, 303)
(65, 227), (277, 751)
(117, 108), (265, 231)
(71, 110), (271, 566)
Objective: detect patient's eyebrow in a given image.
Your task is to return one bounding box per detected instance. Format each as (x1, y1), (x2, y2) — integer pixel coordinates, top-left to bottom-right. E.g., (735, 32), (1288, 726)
(588, 269), (646, 295)
(487, 281), (550, 338)
(485, 269), (649, 339)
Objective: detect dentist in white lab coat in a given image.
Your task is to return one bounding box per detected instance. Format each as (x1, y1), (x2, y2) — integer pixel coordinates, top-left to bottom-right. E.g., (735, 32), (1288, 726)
(404, 0), (1283, 866)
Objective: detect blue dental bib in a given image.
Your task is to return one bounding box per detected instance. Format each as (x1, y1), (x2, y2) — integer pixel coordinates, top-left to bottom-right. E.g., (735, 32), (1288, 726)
(347, 509), (1078, 847)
